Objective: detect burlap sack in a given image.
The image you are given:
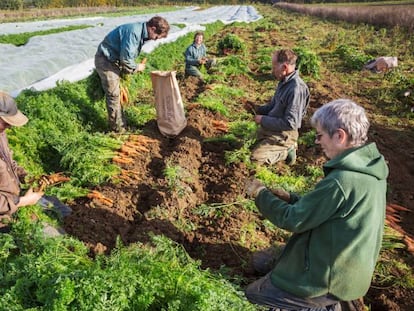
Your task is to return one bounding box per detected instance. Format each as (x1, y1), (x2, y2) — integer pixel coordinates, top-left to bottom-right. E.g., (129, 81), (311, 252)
(150, 71), (187, 137)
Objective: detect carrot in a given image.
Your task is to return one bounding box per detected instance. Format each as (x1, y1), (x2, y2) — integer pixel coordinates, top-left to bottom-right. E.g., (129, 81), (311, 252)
(387, 203), (410, 212)
(38, 172), (71, 191)
(120, 145), (139, 155)
(386, 214), (401, 223)
(112, 156), (134, 164)
(120, 86), (129, 105)
(403, 236), (414, 253)
(87, 190), (114, 206)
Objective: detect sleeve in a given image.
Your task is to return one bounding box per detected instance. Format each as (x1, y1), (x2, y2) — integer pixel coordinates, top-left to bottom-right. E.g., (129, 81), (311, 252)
(185, 45), (201, 66)
(119, 28), (140, 71)
(0, 164), (19, 215)
(255, 177), (345, 233)
(260, 85), (308, 132)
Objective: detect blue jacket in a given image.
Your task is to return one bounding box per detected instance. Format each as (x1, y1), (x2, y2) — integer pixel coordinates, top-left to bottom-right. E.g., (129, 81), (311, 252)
(97, 22), (148, 72)
(185, 43), (207, 69)
(256, 143), (388, 300)
(257, 70), (310, 132)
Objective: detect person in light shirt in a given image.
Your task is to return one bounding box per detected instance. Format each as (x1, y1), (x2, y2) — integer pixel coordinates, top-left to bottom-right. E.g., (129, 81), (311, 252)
(95, 16), (170, 133)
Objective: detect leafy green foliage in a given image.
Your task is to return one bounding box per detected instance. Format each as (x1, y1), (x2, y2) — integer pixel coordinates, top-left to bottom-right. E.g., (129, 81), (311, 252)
(9, 82), (121, 198)
(293, 47), (321, 79)
(334, 44), (372, 70)
(0, 220), (255, 311)
(217, 34), (246, 54)
(218, 55), (250, 76)
(0, 25), (92, 46)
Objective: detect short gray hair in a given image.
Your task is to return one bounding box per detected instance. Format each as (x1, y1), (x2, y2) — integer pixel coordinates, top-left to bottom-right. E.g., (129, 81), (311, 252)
(311, 99), (369, 146)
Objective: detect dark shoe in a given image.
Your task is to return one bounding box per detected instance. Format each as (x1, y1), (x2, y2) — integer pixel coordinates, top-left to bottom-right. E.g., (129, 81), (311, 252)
(285, 147), (296, 165)
(39, 195), (72, 218)
(0, 225), (11, 233)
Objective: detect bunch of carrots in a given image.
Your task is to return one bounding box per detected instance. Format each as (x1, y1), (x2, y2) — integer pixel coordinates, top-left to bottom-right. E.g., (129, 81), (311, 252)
(386, 203), (414, 254)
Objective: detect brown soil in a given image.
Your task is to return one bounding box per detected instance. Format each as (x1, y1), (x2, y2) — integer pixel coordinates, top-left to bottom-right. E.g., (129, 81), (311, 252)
(63, 26), (414, 310)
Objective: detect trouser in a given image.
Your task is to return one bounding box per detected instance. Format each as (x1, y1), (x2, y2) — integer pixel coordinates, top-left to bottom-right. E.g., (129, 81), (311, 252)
(94, 52), (125, 132)
(247, 247), (365, 311)
(245, 273), (342, 311)
(251, 128), (298, 165)
(185, 58), (216, 78)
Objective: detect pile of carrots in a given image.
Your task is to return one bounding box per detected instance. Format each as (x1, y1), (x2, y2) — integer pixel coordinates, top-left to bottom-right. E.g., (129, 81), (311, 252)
(386, 203), (414, 254)
(112, 134), (157, 165)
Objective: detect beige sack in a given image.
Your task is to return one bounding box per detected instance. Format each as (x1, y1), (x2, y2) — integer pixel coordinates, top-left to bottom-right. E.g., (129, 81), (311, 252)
(150, 71), (187, 137)
(364, 57), (398, 72)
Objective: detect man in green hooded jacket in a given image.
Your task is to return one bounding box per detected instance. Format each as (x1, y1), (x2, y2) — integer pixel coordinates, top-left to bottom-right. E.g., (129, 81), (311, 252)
(245, 99), (388, 310)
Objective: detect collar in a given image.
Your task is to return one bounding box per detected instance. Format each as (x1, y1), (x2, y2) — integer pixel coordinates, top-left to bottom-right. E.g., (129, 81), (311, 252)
(143, 23), (149, 41)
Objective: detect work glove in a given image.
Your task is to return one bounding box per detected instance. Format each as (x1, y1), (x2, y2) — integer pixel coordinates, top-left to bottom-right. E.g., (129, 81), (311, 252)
(245, 178), (266, 198)
(134, 63), (146, 73)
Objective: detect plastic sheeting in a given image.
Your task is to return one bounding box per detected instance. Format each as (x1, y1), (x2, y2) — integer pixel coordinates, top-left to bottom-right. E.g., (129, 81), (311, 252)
(0, 5), (261, 97)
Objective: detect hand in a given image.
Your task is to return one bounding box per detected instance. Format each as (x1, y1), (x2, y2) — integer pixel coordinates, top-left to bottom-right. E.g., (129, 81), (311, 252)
(199, 57), (207, 65)
(17, 188), (44, 207)
(246, 178), (266, 198)
(243, 101), (256, 114)
(254, 115), (263, 124)
(134, 63), (146, 73)
(270, 188), (290, 203)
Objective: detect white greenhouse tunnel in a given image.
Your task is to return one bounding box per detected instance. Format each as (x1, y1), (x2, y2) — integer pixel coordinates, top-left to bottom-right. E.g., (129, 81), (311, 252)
(0, 5), (262, 97)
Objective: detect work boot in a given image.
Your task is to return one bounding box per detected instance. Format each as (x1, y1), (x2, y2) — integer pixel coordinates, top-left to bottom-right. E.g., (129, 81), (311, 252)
(285, 147), (296, 165)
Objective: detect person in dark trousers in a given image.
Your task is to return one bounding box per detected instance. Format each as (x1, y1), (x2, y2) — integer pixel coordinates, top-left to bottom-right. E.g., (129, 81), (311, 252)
(184, 31), (216, 78)
(245, 99), (388, 311)
(250, 49), (310, 166)
(0, 91), (43, 231)
(95, 16), (170, 132)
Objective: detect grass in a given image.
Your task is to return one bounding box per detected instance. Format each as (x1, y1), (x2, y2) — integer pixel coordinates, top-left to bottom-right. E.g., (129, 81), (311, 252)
(0, 25), (92, 46)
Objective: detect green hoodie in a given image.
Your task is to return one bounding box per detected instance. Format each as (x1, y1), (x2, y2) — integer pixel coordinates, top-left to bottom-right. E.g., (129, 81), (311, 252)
(255, 142), (388, 301)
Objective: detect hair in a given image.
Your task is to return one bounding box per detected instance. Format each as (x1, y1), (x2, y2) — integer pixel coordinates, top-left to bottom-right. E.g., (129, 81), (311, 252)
(274, 49), (297, 66)
(193, 31), (204, 42)
(311, 99), (369, 147)
(147, 16), (170, 35)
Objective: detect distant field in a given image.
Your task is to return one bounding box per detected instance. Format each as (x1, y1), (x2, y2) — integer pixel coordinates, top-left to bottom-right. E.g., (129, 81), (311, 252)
(0, 5), (178, 23)
(275, 2), (414, 31)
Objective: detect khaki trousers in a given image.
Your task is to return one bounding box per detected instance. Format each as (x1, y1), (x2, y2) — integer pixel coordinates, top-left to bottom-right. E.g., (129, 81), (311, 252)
(94, 53), (125, 132)
(251, 128), (298, 165)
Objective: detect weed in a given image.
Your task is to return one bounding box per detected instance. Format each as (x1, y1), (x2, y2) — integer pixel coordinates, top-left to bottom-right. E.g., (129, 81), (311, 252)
(224, 139), (255, 165)
(198, 93), (229, 116)
(298, 129), (317, 148)
(334, 44), (372, 70)
(218, 55), (250, 76)
(0, 25), (91, 46)
(217, 34), (246, 54)
(293, 47), (321, 79)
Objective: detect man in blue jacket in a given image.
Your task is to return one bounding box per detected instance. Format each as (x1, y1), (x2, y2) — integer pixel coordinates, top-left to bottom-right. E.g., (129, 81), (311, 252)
(251, 49), (310, 166)
(95, 16), (170, 132)
(245, 99), (388, 310)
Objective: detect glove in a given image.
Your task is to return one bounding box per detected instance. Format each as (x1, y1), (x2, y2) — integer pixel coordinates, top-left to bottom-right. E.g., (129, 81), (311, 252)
(134, 63), (146, 73)
(245, 178), (266, 198)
